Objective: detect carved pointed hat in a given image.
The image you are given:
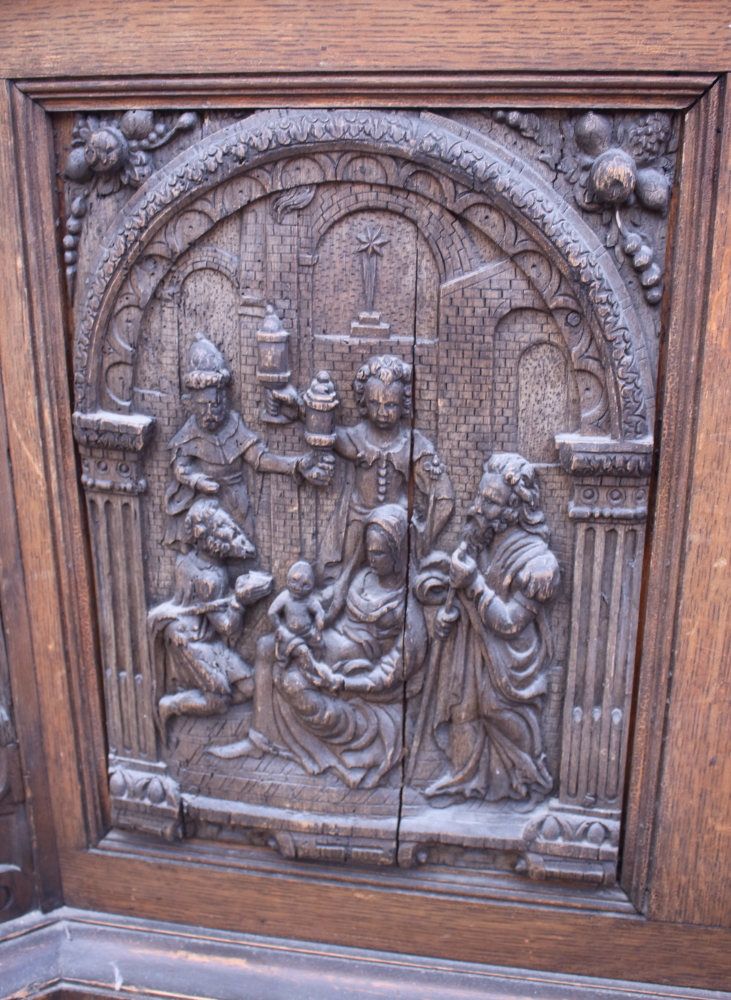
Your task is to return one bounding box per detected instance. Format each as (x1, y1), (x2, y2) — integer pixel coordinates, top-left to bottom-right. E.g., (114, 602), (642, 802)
(183, 333), (231, 390)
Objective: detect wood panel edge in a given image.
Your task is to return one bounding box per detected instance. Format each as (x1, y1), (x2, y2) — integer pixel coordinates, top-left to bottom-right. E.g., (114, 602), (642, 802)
(643, 65), (731, 926)
(15, 72), (720, 112)
(620, 79), (725, 911)
(1, 905), (731, 1000)
(0, 83), (107, 860)
(56, 849), (731, 991)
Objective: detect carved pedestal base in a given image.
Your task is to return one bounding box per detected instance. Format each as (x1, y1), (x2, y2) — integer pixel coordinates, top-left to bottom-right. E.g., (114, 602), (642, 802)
(183, 794), (397, 865)
(516, 853), (616, 887)
(350, 311), (391, 337)
(520, 801), (620, 886)
(109, 758), (181, 841)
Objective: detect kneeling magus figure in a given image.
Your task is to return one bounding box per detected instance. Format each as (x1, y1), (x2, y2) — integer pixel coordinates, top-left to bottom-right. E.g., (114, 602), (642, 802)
(149, 498), (273, 732)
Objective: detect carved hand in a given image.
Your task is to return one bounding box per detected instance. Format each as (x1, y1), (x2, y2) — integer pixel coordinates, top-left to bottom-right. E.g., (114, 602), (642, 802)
(298, 450), (335, 486)
(435, 603), (460, 639)
(235, 571), (274, 606)
(195, 475), (220, 495)
(270, 383), (304, 417)
(449, 547), (478, 590)
(299, 650), (343, 691)
(518, 555), (557, 602)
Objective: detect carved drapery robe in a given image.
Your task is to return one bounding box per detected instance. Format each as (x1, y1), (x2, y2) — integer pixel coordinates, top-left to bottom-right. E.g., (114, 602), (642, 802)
(164, 410), (265, 548)
(149, 550), (250, 700)
(319, 422), (454, 618)
(429, 525), (558, 803)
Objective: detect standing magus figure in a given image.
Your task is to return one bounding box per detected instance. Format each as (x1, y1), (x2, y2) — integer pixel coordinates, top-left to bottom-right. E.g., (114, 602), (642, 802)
(165, 333), (331, 552)
(320, 354), (454, 621)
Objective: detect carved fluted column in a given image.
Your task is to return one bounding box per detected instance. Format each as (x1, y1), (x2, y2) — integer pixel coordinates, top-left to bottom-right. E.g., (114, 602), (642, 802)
(73, 411), (180, 839)
(521, 434), (651, 885)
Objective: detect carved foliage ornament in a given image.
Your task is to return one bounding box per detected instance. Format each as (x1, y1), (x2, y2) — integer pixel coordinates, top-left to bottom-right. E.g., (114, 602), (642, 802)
(69, 108), (666, 885)
(63, 110), (198, 297)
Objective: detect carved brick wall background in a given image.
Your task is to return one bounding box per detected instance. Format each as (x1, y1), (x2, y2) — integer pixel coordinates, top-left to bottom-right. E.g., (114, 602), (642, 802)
(61, 107), (673, 885)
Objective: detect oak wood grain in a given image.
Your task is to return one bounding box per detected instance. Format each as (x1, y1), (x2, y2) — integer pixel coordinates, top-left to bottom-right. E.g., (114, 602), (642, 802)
(0, 1), (730, 78)
(621, 82), (723, 913)
(9, 87), (109, 848)
(19, 72), (717, 111)
(3, 907), (728, 1000)
(0, 82), (64, 908)
(0, 84), (98, 862)
(61, 847), (731, 991)
(645, 76), (731, 928)
(0, 357), (61, 913)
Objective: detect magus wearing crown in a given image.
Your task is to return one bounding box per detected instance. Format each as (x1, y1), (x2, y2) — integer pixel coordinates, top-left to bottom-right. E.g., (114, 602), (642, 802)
(165, 333), (331, 553)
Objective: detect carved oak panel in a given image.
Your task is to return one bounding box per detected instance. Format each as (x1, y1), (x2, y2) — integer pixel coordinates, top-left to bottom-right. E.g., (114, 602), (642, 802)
(64, 107), (674, 884)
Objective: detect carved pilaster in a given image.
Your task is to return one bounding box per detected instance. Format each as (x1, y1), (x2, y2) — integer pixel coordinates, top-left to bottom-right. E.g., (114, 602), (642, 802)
(73, 412), (179, 836)
(556, 435), (649, 817)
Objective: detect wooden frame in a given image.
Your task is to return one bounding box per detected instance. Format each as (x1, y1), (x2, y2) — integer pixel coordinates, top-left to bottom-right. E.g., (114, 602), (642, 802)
(1, 9), (731, 988)
(3, 907), (729, 1000)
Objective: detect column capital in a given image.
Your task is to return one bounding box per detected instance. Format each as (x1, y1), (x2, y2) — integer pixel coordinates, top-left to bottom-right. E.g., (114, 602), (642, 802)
(73, 410), (155, 454)
(555, 433), (653, 479)
(73, 410), (154, 495)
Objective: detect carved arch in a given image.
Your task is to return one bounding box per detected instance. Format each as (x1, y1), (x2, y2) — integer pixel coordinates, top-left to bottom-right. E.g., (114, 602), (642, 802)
(74, 109), (652, 440)
(307, 182), (483, 284)
(161, 246), (240, 301)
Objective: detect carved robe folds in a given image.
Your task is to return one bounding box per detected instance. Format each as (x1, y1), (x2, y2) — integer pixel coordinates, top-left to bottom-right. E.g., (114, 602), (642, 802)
(428, 524), (558, 804)
(70, 108), (667, 881)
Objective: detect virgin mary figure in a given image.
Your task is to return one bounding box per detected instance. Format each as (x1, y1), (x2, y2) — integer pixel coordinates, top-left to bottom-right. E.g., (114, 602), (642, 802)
(211, 504), (428, 789)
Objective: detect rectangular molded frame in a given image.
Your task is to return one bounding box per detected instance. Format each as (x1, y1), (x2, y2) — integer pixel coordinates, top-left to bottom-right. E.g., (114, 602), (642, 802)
(1, 70), (730, 990)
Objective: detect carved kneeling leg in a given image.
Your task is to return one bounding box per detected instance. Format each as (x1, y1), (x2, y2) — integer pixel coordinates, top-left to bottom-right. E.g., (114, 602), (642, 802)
(158, 689), (230, 730)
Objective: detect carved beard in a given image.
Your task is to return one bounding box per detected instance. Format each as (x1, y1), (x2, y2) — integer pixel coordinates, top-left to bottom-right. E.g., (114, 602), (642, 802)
(198, 412), (225, 431)
(200, 534), (231, 560)
(461, 510), (511, 553)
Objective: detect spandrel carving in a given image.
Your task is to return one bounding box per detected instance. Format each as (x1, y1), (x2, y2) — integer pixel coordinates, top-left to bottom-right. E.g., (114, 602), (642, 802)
(68, 107), (673, 884)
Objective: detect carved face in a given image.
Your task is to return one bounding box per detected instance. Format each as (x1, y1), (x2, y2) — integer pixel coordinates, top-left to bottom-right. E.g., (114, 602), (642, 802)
(197, 508), (252, 560)
(286, 562), (315, 598)
(365, 524), (397, 577)
(191, 386), (228, 431)
(363, 378), (404, 430)
(465, 474), (514, 543)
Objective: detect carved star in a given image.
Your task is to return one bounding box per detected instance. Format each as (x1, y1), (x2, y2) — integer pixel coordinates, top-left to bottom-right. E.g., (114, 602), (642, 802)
(356, 226), (390, 257)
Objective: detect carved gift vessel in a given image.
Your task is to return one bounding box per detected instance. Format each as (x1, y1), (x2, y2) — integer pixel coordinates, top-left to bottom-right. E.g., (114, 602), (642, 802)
(69, 107), (671, 884)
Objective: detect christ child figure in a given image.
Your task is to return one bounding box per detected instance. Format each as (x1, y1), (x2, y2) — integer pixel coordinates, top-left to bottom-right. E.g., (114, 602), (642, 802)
(268, 560), (325, 664)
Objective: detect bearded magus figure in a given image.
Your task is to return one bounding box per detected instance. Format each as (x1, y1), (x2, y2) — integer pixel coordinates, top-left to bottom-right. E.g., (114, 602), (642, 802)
(149, 498), (272, 731)
(165, 334), (332, 552)
(426, 453), (559, 805)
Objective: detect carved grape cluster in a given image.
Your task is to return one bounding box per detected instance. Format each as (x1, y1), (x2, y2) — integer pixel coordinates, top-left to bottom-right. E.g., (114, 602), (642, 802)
(62, 110), (198, 299)
(559, 111), (675, 306)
